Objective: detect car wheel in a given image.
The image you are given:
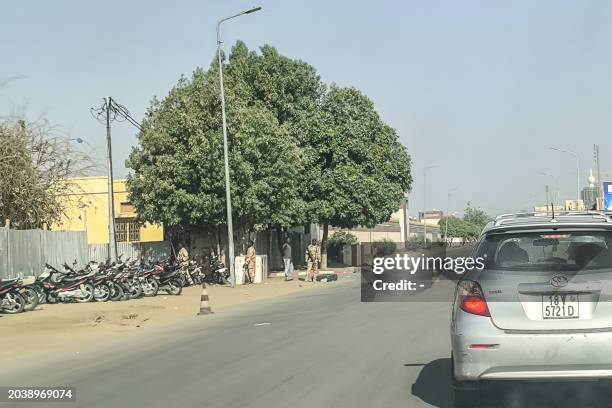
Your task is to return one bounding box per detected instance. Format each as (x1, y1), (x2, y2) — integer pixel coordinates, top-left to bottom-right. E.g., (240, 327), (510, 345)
(452, 353), (480, 408)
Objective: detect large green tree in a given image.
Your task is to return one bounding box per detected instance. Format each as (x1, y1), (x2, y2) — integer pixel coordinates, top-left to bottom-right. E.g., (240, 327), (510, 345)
(126, 42), (323, 243)
(304, 86), (412, 268)
(127, 42), (413, 267)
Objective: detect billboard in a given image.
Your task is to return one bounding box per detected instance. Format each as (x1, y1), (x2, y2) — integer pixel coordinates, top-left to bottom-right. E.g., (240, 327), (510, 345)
(604, 182), (612, 211)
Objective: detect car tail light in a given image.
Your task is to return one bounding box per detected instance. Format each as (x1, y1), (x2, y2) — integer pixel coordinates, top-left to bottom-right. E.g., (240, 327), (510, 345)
(458, 280), (490, 317)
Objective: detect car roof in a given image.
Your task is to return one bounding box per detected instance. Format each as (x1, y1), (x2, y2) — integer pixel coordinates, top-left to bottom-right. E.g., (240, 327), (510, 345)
(481, 211), (612, 236)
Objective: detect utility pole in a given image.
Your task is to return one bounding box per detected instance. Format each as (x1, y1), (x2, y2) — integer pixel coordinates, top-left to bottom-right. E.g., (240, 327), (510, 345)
(403, 194), (410, 245)
(105, 97), (118, 261)
(595, 144), (603, 210)
(422, 165), (438, 245)
(545, 185), (550, 215)
(445, 187), (458, 243)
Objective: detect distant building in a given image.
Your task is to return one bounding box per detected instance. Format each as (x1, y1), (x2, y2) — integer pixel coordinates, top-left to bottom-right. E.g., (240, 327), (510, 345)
(565, 199), (586, 211)
(534, 205), (564, 213)
(418, 210), (443, 225)
(51, 176), (164, 244)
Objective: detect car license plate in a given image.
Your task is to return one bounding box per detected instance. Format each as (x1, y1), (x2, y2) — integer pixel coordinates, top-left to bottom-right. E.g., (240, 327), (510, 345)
(542, 294), (579, 319)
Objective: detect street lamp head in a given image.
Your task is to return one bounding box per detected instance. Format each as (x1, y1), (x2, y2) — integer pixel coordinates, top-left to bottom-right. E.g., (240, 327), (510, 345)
(244, 6), (262, 14)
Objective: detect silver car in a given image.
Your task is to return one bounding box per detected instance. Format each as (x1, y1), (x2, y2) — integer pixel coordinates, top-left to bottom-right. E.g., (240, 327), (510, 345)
(451, 212), (612, 407)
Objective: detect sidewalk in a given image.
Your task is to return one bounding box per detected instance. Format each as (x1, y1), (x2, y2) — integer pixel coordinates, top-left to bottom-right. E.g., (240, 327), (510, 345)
(268, 265), (357, 278)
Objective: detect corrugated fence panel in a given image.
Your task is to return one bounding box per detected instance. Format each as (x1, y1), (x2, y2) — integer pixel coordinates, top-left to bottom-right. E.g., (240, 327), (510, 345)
(88, 244), (109, 263)
(0, 227), (8, 279)
(89, 241), (172, 264)
(0, 228), (88, 278)
(7, 229), (44, 278)
(42, 230), (88, 271)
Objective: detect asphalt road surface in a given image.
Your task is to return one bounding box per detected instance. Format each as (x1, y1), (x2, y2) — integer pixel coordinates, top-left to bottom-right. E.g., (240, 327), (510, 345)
(3, 273), (612, 408)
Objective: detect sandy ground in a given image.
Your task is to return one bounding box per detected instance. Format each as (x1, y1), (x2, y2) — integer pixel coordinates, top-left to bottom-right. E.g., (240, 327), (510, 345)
(0, 277), (330, 360)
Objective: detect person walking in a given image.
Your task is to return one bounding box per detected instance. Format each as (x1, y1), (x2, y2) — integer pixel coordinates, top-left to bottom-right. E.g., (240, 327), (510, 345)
(281, 237), (293, 281)
(245, 240), (256, 284)
(177, 243), (193, 286)
(305, 239), (321, 282)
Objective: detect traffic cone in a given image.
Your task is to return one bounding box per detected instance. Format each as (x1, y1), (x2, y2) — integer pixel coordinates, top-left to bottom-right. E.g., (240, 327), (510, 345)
(197, 282), (214, 315)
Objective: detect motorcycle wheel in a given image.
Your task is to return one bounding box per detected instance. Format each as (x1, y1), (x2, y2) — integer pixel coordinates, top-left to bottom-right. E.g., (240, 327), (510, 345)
(143, 278), (159, 297)
(35, 286), (46, 304)
(1, 291), (26, 314)
(109, 284), (124, 301)
(128, 282), (143, 299)
(94, 283), (111, 302)
(23, 287), (39, 311)
(75, 283), (95, 303)
(46, 292), (58, 304)
(216, 274), (227, 285)
(166, 279), (183, 295)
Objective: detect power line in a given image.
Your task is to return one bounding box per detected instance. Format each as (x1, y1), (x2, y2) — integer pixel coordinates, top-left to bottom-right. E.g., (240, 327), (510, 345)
(89, 98), (144, 132)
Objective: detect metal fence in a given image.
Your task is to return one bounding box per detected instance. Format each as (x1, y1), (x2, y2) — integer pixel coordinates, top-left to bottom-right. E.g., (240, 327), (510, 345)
(0, 227), (88, 279)
(88, 241), (172, 264)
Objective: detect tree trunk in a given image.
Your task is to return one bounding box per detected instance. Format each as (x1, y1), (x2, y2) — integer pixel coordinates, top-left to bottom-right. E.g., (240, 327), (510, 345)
(321, 223), (329, 270)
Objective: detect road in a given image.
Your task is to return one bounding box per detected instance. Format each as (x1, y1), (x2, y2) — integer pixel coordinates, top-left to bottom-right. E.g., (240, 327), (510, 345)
(3, 273), (612, 408)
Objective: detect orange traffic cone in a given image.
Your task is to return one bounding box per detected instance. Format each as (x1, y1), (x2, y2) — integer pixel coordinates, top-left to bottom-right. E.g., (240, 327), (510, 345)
(197, 282), (214, 315)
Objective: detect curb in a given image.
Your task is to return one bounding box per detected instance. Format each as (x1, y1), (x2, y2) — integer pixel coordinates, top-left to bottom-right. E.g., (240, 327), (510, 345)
(267, 269), (357, 278)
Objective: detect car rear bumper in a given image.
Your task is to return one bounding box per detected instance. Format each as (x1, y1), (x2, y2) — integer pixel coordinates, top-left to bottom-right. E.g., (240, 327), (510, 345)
(452, 312), (612, 381)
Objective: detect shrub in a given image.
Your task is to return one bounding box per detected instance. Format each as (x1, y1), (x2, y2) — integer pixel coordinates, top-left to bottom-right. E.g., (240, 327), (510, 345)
(373, 238), (397, 257)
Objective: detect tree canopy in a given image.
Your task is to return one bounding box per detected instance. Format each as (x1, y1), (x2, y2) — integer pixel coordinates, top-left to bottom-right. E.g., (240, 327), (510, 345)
(463, 202), (490, 230)
(127, 41), (413, 259)
(127, 42), (319, 233)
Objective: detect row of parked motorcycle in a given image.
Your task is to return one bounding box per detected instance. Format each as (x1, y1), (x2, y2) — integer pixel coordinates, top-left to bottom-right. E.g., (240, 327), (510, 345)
(0, 254), (229, 314)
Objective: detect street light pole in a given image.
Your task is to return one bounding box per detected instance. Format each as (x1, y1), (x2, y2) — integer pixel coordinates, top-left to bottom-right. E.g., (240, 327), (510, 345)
(216, 6), (262, 288)
(550, 147), (580, 204)
(423, 165), (438, 245)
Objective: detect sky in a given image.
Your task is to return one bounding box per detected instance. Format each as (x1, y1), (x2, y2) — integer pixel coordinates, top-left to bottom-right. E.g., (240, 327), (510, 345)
(3, 0), (612, 217)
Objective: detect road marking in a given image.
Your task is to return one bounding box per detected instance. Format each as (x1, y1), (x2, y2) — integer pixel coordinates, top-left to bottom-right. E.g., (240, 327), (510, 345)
(253, 322), (271, 326)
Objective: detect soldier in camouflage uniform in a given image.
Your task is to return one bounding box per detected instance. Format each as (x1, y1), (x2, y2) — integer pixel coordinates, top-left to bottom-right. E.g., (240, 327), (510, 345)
(177, 243), (193, 286)
(305, 239), (321, 282)
(244, 240), (256, 284)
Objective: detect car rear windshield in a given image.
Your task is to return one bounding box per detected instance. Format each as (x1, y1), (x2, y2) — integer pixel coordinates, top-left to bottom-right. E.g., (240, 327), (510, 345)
(477, 230), (612, 271)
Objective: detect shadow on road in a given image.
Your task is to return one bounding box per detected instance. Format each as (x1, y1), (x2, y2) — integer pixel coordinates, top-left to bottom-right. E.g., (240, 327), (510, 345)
(410, 358), (612, 408)
(410, 358), (454, 408)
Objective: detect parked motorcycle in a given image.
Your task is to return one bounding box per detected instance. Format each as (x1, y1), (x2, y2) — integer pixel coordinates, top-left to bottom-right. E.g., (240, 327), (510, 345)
(16, 277), (39, 311)
(206, 256), (229, 285)
(38, 264), (95, 303)
(0, 278), (26, 313)
(154, 263), (183, 295)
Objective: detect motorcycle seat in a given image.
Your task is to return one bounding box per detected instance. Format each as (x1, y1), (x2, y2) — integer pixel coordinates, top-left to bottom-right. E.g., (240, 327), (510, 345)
(0, 278), (19, 288)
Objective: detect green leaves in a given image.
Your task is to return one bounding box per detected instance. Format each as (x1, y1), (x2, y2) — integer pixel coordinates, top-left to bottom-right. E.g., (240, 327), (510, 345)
(305, 86), (412, 229)
(127, 42), (413, 236)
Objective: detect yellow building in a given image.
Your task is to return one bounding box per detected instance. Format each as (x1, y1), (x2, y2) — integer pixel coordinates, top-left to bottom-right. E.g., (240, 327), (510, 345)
(52, 176), (164, 244)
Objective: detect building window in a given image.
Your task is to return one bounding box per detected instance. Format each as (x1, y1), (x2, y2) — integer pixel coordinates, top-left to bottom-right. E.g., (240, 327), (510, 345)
(115, 219), (140, 242)
(120, 202), (135, 214)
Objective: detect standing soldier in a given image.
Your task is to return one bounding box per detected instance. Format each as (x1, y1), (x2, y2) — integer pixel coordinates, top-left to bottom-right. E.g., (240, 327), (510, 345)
(244, 240), (256, 284)
(305, 239), (321, 282)
(177, 243), (193, 286)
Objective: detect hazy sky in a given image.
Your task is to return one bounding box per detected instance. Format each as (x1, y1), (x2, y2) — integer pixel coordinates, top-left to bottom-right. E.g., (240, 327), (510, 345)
(3, 0), (612, 217)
